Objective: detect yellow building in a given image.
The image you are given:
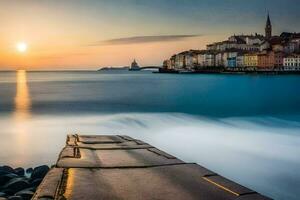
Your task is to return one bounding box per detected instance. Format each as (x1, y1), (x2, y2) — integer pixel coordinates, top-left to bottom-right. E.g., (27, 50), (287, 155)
(244, 53), (258, 67)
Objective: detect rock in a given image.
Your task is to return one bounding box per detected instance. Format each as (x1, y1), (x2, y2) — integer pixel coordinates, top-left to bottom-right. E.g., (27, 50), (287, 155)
(13, 168), (24, 177)
(31, 165), (49, 180)
(0, 166), (15, 174)
(0, 174), (19, 186)
(0, 171), (10, 177)
(0, 189), (14, 196)
(7, 196), (23, 200)
(15, 190), (34, 200)
(25, 169), (32, 175)
(2, 178), (30, 194)
(30, 178), (43, 187)
(21, 187), (36, 192)
(0, 192), (6, 197)
(0, 197), (7, 200)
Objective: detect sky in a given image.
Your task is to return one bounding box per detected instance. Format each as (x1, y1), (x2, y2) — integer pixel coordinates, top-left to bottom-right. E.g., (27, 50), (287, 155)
(0, 0), (299, 70)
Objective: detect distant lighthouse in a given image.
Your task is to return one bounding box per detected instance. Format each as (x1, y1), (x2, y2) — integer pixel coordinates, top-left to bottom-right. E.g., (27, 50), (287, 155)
(129, 59), (141, 71)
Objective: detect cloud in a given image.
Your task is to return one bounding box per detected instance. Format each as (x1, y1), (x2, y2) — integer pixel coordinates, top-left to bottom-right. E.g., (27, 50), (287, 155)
(89, 34), (202, 46)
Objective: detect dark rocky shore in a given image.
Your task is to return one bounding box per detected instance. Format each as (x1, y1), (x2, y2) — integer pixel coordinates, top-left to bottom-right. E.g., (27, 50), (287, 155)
(0, 165), (50, 200)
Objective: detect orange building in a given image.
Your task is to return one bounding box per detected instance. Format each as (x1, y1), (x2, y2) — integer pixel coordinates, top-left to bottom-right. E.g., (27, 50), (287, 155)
(257, 51), (284, 68)
(258, 53), (268, 68)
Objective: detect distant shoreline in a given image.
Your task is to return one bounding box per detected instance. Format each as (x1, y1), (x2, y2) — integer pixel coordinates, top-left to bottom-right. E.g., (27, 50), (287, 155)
(1, 69), (300, 75)
(158, 68), (300, 75)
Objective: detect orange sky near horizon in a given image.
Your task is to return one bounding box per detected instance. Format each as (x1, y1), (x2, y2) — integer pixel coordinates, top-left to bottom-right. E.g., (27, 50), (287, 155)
(0, 36), (223, 70)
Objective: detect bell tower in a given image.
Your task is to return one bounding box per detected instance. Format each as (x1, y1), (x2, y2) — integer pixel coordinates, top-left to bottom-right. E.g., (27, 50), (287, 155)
(265, 13), (272, 40)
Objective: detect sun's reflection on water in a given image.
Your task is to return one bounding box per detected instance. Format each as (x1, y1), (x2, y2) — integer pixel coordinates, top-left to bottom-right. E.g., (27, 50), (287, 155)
(12, 70), (32, 165)
(14, 70), (31, 120)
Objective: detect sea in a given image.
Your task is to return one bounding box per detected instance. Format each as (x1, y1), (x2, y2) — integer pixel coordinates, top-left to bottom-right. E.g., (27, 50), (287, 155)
(0, 70), (300, 199)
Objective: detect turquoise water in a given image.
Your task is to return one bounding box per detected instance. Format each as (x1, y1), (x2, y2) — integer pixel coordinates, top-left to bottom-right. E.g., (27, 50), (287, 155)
(0, 70), (300, 199)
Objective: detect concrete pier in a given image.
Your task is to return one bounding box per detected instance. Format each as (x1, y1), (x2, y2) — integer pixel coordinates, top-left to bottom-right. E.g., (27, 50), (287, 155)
(33, 134), (271, 200)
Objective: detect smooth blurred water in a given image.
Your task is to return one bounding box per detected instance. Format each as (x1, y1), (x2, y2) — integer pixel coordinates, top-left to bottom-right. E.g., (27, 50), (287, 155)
(0, 70), (300, 199)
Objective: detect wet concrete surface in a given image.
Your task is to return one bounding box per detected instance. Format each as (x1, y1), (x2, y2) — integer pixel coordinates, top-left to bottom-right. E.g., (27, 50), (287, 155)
(33, 134), (272, 200)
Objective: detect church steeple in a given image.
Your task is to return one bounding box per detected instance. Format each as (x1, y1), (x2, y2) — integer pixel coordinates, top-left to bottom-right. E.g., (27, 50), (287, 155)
(265, 13), (272, 40)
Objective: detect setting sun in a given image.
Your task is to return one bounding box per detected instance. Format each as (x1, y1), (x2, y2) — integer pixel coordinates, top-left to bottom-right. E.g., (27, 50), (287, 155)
(16, 42), (28, 53)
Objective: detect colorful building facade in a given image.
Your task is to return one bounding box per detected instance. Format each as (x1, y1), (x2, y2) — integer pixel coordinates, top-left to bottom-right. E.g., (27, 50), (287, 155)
(163, 14), (300, 71)
(284, 54), (300, 68)
(244, 53), (258, 67)
(227, 57), (237, 68)
(197, 51), (215, 67)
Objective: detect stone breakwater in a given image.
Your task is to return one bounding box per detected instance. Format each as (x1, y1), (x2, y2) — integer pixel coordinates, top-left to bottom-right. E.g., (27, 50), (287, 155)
(33, 134), (271, 200)
(0, 165), (49, 200)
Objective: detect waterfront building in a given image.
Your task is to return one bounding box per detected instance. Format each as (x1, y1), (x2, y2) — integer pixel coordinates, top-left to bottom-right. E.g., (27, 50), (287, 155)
(257, 52), (269, 68)
(175, 52), (187, 69)
(227, 57), (237, 68)
(162, 60), (167, 69)
(185, 50), (199, 70)
(215, 50), (240, 67)
(174, 55), (181, 69)
(271, 51), (284, 68)
(244, 53), (258, 67)
(236, 54), (245, 67)
(215, 52), (224, 67)
(257, 51), (284, 68)
(169, 55), (176, 69)
(224, 51), (240, 67)
(226, 51), (247, 68)
(283, 54), (300, 68)
(197, 51), (215, 67)
(163, 59), (172, 70)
